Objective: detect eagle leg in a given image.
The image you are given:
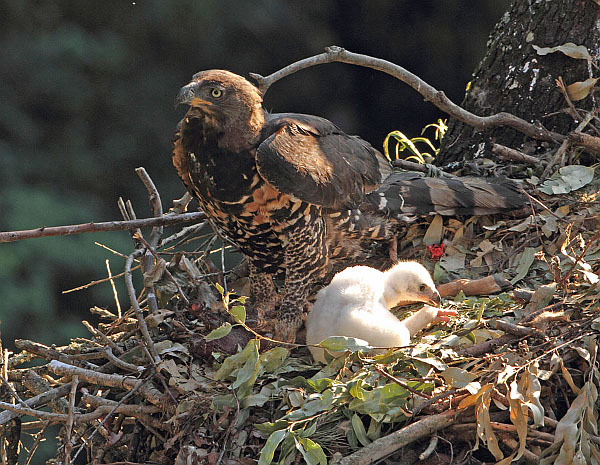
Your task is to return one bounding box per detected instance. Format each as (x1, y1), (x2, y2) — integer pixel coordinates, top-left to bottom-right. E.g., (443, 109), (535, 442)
(274, 218), (329, 343)
(247, 263), (282, 330)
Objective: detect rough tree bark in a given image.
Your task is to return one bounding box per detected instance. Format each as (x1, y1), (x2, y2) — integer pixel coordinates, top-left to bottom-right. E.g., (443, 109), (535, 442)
(437, 0), (600, 175)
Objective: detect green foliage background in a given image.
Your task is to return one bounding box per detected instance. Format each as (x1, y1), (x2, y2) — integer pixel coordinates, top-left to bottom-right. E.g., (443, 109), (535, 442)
(0, 0), (511, 350)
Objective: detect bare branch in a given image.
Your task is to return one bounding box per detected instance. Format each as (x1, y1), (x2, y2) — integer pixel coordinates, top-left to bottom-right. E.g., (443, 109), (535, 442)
(0, 212), (206, 244)
(252, 46), (565, 144)
(569, 131), (600, 154)
(48, 361), (164, 408)
(491, 143), (540, 165)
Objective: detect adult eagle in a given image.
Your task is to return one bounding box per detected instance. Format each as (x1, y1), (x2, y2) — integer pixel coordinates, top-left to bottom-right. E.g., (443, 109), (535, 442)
(172, 70), (524, 342)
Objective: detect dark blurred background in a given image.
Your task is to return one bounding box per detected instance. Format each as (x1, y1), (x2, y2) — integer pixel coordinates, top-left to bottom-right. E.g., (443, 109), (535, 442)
(0, 0), (512, 351)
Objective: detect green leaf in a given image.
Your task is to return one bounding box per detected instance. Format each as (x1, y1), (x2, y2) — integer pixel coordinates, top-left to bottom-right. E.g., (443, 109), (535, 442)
(204, 322), (232, 341)
(215, 339), (260, 381)
(215, 283), (225, 295)
(351, 414), (371, 446)
(319, 336), (371, 353)
(258, 429), (288, 465)
(230, 305), (246, 324)
(295, 437), (327, 465)
(233, 341), (260, 389)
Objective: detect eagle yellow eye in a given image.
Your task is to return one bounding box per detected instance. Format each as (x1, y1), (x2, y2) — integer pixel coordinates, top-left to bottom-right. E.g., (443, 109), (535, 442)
(211, 88), (223, 98)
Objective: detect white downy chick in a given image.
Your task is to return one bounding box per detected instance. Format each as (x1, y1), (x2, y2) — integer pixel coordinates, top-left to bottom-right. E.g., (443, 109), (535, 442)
(305, 261), (454, 363)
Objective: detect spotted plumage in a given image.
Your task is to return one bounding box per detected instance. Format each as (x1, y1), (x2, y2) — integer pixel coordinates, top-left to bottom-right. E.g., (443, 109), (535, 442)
(172, 70), (525, 342)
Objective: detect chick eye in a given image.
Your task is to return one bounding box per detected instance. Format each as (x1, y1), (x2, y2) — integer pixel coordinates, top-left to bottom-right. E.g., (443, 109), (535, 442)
(211, 88), (223, 98)
(419, 284), (427, 292)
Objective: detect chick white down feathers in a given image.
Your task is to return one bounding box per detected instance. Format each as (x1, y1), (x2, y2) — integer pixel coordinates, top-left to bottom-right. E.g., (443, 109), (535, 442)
(305, 261), (444, 363)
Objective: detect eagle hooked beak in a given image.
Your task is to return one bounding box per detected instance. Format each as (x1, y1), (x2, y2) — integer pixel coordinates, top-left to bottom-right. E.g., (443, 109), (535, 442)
(174, 82), (212, 108)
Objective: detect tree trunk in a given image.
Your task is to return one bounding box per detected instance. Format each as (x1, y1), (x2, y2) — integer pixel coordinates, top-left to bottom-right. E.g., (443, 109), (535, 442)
(436, 0), (600, 175)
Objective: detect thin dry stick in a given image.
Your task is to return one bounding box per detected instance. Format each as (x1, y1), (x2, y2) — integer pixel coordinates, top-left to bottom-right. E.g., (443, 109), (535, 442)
(106, 259), (122, 319)
(134, 233), (190, 307)
(63, 266), (139, 295)
(541, 110), (595, 179)
(64, 376), (79, 465)
(124, 250), (161, 364)
(0, 212), (206, 243)
(251, 46), (564, 143)
(81, 321), (124, 355)
(135, 167), (164, 317)
(24, 420), (53, 465)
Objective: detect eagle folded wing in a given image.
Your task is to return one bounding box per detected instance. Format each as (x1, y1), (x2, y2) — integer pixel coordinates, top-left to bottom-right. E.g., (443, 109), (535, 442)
(256, 113), (390, 210)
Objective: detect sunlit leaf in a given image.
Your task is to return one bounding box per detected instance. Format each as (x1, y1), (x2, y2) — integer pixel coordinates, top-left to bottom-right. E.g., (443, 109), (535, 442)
(295, 437), (327, 465)
(230, 305), (246, 324)
(567, 78), (598, 101)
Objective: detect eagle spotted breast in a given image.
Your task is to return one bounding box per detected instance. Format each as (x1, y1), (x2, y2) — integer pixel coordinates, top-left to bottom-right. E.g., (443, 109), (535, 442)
(172, 69), (525, 342)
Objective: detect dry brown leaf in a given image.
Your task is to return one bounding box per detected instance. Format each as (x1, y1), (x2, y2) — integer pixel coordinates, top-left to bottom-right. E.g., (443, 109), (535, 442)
(567, 78), (598, 101)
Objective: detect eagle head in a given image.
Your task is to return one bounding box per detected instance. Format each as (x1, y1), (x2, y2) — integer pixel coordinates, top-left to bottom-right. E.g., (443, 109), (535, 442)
(176, 70), (265, 151)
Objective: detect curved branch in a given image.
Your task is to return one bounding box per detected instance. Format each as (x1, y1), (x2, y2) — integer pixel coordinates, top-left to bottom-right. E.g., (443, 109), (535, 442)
(252, 46), (565, 144)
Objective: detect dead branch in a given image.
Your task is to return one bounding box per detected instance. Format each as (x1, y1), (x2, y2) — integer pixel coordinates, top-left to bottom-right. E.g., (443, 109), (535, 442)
(47, 361), (164, 408)
(491, 143), (540, 165)
(489, 319), (546, 339)
(569, 131), (600, 154)
(14, 339), (97, 369)
(0, 382), (73, 425)
(330, 410), (456, 465)
(252, 46), (565, 144)
(0, 212), (206, 244)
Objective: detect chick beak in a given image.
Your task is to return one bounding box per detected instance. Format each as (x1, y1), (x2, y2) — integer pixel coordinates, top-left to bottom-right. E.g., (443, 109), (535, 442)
(428, 291), (442, 307)
(174, 82), (212, 108)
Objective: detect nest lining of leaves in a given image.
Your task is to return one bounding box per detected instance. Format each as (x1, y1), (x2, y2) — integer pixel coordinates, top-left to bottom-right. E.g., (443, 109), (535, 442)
(2, 172), (599, 465)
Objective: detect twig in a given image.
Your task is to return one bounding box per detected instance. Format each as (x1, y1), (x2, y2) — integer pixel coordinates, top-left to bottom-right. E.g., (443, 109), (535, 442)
(490, 319), (546, 339)
(558, 228), (600, 287)
(82, 321), (124, 355)
(124, 250), (162, 364)
(251, 46), (564, 143)
(0, 212), (206, 243)
(541, 110), (595, 179)
(63, 266), (140, 295)
(134, 233), (190, 307)
(23, 420), (53, 465)
(64, 375), (78, 465)
(106, 259), (123, 319)
(418, 435), (438, 460)
(135, 168), (165, 322)
(103, 348), (144, 373)
(374, 365), (431, 399)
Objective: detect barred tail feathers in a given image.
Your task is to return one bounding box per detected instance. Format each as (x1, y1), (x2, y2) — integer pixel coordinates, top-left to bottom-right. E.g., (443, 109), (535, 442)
(367, 172), (526, 219)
